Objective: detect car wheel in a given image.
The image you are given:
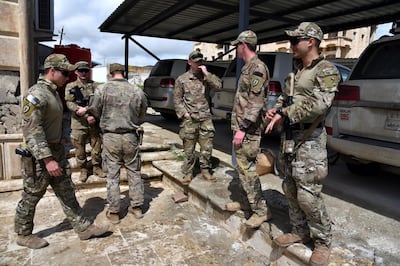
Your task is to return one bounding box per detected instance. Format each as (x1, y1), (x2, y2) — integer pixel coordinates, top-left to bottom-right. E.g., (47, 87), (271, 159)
(160, 112), (178, 120)
(345, 162), (380, 176)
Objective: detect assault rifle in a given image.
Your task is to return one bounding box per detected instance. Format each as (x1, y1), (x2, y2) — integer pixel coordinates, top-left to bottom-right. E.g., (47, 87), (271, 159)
(70, 86), (88, 107)
(283, 73), (295, 155)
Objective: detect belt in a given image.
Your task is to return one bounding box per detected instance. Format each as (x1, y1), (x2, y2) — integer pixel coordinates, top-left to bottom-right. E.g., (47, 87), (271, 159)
(103, 130), (136, 134)
(292, 123), (323, 131)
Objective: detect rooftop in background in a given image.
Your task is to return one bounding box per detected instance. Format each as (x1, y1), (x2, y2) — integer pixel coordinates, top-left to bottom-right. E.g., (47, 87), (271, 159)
(99, 0), (400, 44)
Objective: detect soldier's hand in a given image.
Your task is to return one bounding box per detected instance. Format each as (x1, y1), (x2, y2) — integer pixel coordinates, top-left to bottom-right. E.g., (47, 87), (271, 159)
(233, 130), (246, 148)
(265, 114), (281, 134)
(43, 157), (62, 177)
(266, 108), (277, 120)
(76, 106), (87, 116)
(87, 116), (96, 124)
(198, 65), (209, 76)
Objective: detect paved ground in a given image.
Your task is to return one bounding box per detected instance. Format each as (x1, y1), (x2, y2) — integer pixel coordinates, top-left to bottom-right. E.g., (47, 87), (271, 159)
(1, 120), (399, 265)
(0, 182), (269, 266)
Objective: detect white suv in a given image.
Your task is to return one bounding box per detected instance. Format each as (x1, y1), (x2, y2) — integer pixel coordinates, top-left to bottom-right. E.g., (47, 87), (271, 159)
(325, 26), (400, 175)
(211, 52), (293, 120)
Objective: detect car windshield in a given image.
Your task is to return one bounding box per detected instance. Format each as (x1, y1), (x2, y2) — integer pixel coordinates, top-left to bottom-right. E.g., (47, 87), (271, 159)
(350, 39), (400, 79)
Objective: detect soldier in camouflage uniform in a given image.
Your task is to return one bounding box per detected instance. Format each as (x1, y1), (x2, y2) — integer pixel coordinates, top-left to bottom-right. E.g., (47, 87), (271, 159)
(90, 63), (147, 224)
(230, 30), (272, 229)
(65, 61), (105, 182)
(173, 49), (222, 184)
(15, 54), (109, 249)
(265, 22), (340, 266)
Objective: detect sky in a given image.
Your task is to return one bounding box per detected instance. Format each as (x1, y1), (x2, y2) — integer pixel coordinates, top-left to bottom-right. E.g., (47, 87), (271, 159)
(42, 0), (394, 67)
(42, 0), (194, 67)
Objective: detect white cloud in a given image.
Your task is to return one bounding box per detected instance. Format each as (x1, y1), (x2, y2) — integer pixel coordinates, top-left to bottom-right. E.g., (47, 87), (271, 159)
(42, 0), (193, 66)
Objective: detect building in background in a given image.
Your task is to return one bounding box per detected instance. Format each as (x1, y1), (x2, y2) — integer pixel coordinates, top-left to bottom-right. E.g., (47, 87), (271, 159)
(195, 26), (377, 67)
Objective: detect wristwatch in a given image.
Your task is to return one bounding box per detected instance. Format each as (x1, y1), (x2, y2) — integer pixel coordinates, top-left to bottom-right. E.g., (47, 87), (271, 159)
(239, 124), (247, 131)
(276, 107), (285, 117)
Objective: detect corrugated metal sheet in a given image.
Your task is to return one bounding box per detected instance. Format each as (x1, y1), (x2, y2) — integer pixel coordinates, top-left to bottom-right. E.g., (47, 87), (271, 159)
(99, 0), (400, 44)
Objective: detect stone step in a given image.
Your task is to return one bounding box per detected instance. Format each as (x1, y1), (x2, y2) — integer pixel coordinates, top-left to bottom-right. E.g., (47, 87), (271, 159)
(152, 159), (375, 266)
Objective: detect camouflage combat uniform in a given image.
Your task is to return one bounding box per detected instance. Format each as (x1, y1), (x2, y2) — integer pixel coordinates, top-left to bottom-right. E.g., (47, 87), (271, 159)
(275, 54), (340, 247)
(173, 71), (222, 175)
(65, 79), (102, 172)
(231, 55), (270, 217)
(90, 77), (147, 214)
(15, 76), (91, 236)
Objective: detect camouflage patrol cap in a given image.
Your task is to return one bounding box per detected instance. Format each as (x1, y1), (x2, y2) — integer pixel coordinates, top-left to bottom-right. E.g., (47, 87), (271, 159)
(75, 61), (90, 70)
(231, 30), (257, 46)
(189, 49), (203, 62)
(285, 22), (323, 41)
(109, 63), (124, 73)
(44, 53), (75, 71)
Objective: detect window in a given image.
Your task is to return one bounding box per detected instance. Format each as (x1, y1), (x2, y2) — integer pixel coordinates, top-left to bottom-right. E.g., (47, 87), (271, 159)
(328, 32), (338, 38)
(35, 0), (54, 32)
(351, 40), (400, 79)
(150, 61), (174, 76)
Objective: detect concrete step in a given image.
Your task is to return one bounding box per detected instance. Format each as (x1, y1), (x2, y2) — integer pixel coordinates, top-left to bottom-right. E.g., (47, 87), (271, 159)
(152, 159), (376, 266)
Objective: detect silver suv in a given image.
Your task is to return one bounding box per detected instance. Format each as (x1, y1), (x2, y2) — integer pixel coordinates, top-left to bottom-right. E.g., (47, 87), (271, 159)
(325, 26), (400, 175)
(144, 59), (227, 119)
(211, 52), (293, 120)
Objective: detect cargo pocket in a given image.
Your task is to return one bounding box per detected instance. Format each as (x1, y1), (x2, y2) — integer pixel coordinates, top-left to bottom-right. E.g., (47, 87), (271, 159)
(292, 140), (328, 184)
(180, 119), (197, 140)
(242, 134), (260, 160)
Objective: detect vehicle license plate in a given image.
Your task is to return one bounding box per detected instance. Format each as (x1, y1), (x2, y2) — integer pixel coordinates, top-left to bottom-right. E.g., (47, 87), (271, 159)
(339, 109), (350, 121)
(384, 111), (400, 131)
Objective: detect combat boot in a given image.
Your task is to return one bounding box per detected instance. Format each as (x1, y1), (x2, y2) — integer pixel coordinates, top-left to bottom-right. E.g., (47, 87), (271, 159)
(93, 165), (106, 178)
(79, 167), (88, 182)
(16, 234), (49, 249)
(106, 211), (120, 224)
(201, 169), (216, 181)
(273, 233), (310, 247)
(128, 206), (144, 219)
(78, 223), (109, 240)
(310, 245), (331, 266)
(182, 173), (192, 185)
(225, 202), (241, 212)
(245, 212), (270, 228)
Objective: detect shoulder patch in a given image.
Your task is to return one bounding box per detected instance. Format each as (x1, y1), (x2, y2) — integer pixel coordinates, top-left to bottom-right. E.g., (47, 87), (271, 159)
(253, 71), (263, 77)
(250, 74), (265, 94)
(23, 94), (40, 117)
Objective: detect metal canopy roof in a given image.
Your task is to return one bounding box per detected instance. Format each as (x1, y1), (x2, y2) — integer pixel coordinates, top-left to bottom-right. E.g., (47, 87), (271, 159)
(99, 0), (400, 44)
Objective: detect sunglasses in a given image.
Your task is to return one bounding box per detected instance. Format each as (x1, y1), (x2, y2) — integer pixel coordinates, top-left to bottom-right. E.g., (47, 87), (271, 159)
(55, 68), (70, 77)
(289, 37), (311, 46)
(77, 69), (90, 73)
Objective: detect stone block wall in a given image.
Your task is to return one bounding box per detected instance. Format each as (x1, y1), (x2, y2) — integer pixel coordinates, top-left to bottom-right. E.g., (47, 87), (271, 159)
(0, 70), (23, 180)
(0, 70), (21, 134)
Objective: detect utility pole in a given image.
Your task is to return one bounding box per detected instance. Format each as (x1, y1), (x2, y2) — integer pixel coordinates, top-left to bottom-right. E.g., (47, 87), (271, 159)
(59, 27), (64, 45)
